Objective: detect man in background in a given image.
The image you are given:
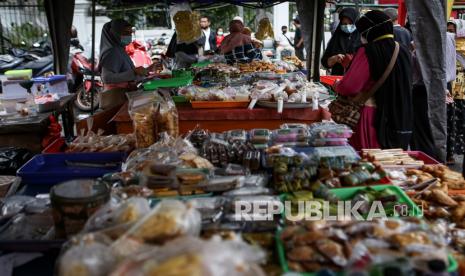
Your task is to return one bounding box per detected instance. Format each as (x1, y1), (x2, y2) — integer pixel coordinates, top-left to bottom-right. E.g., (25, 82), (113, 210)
(384, 8), (412, 49)
(275, 25), (295, 60)
(200, 16), (217, 55)
(293, 18), (304, 61)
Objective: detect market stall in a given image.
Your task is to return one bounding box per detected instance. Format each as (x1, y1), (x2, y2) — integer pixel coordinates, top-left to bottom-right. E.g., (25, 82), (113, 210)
(110, 103), (331, 134)
(3, 120), (465, 275)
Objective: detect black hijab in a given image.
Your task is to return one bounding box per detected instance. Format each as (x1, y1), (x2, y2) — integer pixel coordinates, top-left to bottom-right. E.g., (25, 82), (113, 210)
(321, 8), (361, 75)
(356, 10), (413, 149)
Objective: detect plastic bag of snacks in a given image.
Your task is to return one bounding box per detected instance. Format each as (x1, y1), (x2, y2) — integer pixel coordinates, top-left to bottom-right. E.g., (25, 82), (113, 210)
(128, 92), (159, 148)
(308, 122), (353, 139)
(58, 233), (117, 276)
(272, 128), (310, 147)
(157, 91), (179, 138)
(172, 9), (202, 44)
(113, 200), (201, 250)
(83, 197), (151, 234)
(111, 236), (266, 276)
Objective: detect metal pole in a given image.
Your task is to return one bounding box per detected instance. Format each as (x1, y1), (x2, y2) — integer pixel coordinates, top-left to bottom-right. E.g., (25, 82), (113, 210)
(90, 0), (96, 115)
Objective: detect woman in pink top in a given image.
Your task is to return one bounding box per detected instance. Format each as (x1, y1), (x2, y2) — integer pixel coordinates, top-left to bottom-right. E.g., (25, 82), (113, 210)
(334, 10), (413, 151)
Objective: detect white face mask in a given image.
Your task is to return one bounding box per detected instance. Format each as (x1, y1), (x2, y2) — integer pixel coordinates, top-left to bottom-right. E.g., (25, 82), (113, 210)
(218, 31), (224, 35)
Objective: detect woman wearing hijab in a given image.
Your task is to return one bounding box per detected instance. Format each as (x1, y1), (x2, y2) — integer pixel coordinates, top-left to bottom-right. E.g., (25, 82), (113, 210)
(334, 10), (413, 150)
(98, 19), (150, 109)
(220, 20), (262, 64)
(322, 8), (361, 75)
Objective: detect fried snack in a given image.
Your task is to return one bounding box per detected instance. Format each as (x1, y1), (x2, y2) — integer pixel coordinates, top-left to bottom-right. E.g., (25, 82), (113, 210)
(390, 232), (431, 248)
(430, 189), (458, 206)
(238, 61), (279, 73)
(133, 108), (156, 148)
(144, 254), (204, 276)
(283, 56), (305, 69)
(287, 246), (317, 262)
(452, 202), (465, 222)
(131, 212), (180, 243)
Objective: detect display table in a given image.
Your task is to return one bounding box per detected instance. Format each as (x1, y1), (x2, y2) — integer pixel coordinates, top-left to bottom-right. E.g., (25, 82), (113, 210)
(111, 103), (331, 134)
(0, 95), (75, 153)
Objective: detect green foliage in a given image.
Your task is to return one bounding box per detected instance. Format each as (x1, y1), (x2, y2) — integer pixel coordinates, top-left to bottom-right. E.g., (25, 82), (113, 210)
(8, 22), (46, 47)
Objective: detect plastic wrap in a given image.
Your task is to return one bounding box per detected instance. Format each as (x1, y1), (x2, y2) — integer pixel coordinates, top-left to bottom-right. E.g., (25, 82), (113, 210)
(113, 200), (201, 246)
(83, 197), (151, 234)
(272, 128), (310, 147)
(128, 92), (159, 149)
(157, 91), (179, 138)
(310, 138), (349, 147)
(171, 5), (202, 45)
(249, 129), (271, 145)
(308, 122), (353, 139)
(58, 234), (117, 276)
(314, 146), (360, 169)
(111, 236), (266, 276)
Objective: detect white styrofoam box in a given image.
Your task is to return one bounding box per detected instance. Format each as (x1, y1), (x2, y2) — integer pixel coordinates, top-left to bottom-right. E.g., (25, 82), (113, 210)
(1, 79), (29, 100)
(32, 75), (69, 97)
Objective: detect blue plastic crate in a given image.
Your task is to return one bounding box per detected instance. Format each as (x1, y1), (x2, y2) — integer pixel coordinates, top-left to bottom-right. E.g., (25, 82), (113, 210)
(17, 152), (125, 195)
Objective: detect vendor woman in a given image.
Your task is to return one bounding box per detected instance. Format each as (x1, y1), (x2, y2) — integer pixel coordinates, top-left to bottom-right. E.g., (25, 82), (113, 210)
(98, 19), (151, 110)
(220, 20), (262, 64)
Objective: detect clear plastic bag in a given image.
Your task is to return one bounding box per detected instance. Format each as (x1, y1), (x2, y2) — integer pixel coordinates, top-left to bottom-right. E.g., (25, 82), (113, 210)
(110, 236), (266, 276)
(83, 197), (151, 233)
(308, 122), (353, 139)
(157, 90), (179, 138)
(113, 200), (201, 246)
(58, 233), (117, 276)
(172, 9), (202, 45)
(128, 92), (159, 149)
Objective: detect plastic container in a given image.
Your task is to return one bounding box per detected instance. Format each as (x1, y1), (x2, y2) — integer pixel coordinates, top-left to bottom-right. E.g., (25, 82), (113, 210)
(320, 75), (343, 86)
(17, 152), (125, 195)
(310, 138), (349, 147)
(275, 230), (458, 276)
(330, 185), (422, 217)
(50, 179), (110, 238)
(143, 76), (193, 90)
(1, 79), (30, 100)
(4, 69), (32, 80)
(32, 75), (68, 97)
(172, 95), (188, 104)
(249, 129), (271, 144)
(190, 100), (249, 109)
(37, 100), (60, 113)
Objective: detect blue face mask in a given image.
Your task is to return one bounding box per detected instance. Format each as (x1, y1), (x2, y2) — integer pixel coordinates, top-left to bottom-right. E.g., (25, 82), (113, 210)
(341, 24), (356, 34)
(120, 35), (132, 46)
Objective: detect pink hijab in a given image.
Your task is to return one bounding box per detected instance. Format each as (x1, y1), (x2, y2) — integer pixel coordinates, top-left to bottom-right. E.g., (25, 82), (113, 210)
(220, 20), (252, 54)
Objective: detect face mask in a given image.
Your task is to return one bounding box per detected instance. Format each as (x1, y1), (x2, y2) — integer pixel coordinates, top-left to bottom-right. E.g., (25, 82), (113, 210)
(218, 31), (224, 35)
(341, 24), (356, 34)
(120, 35), (132, 46)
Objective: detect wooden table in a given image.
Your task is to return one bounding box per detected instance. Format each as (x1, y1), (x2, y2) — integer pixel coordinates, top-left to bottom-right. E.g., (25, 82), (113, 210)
(0, 95), (75, 153)
(110, 103), (331, 134)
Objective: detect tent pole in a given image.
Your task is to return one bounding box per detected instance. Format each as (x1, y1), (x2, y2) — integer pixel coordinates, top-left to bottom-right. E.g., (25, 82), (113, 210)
(90, 0), (96, 115)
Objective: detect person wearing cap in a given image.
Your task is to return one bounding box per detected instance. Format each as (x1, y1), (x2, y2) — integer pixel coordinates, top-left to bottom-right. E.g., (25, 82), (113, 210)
(384, 8), (412, 49)
(334, 10), (413, 150)
(321, 8), (361, 75)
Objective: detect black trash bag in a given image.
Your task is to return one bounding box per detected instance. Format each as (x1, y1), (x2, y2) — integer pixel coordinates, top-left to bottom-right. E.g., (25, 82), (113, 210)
(0, 147), (33, 175)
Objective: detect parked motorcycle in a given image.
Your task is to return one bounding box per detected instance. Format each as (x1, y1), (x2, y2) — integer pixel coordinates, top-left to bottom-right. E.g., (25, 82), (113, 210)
(70, 51), (102, 111)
